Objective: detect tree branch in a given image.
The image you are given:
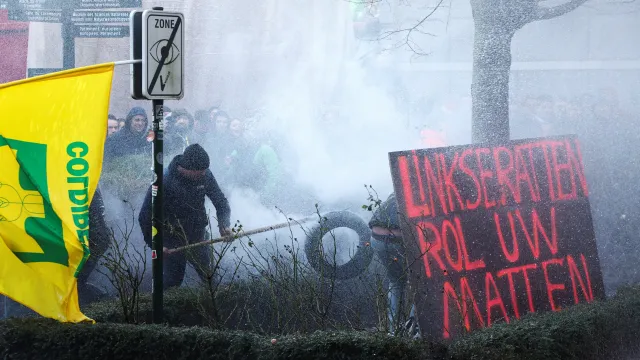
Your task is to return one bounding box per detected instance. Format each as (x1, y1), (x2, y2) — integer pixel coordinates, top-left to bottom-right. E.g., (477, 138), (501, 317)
(534, 0), (589, 21)
(376, 0), (447, 56)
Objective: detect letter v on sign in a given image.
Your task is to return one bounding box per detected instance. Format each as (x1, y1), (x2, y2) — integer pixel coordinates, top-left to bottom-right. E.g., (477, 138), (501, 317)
(159, 71), (171, 91)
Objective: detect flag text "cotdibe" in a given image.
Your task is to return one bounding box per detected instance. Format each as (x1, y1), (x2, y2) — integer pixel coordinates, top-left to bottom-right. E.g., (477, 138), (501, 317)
(66, 142), (91, 249)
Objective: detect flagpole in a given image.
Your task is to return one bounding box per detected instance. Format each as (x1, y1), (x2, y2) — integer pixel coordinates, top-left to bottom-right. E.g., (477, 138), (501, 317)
(114, 59), (142, 66)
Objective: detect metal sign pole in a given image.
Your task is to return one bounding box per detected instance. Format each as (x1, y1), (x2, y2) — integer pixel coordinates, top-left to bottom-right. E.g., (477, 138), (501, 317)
(151, 97), (164, 324)
(131, 4), (184, 324)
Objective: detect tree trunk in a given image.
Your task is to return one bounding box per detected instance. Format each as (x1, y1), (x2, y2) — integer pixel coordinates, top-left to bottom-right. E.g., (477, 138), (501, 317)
(471, 18), (515, 144)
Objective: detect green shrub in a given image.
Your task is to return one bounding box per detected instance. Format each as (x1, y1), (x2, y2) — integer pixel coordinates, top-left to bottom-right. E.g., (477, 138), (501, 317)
(100, 154), (151, 201)
(85, 287), (204, 326)
(0, 319), (444, 360)
(448, 285), (640, 360)
(61, 286), (640, 360)
(85, 275), (384, 334)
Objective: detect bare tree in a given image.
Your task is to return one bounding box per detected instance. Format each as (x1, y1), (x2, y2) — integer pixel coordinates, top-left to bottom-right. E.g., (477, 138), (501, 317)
(97, 203), (147, 324)
(354, 0), (588, 143)
(470, 0), (588, 144)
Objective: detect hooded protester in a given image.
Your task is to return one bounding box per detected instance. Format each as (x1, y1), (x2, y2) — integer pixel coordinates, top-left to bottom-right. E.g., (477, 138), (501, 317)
(164, 106), (173, 122)
(164, 108), (195, 158)
(368, 193), (420, 338)
(208, 106), (220, 121)
(104, 107), (151, 161)
(222, 118), (284, 204)
(190, 109), (211, 146)
(138, 144), (232, 289)
(78, 188), (111, 305)
(207, 110), (232, 169)
(213, 110), (230, 136)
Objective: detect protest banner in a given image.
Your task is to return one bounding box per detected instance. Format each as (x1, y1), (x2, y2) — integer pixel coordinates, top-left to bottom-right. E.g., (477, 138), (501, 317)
(388, 135), (605, 340)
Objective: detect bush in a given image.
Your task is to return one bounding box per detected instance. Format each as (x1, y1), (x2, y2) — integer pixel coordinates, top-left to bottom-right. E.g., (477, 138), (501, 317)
(84, 275), (386, 333)
(26, 285), (636, 359)
(84, 287), (204, 326)
(99, 154), (150, 202)
(0, 318), (445, 360)
(448, 285), (640, 360)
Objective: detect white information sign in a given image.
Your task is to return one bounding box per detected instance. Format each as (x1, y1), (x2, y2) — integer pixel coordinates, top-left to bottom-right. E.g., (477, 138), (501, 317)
(141, 9), (184, 99)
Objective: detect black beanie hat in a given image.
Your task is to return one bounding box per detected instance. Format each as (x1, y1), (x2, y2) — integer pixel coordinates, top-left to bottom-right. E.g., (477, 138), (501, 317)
(180, 144), (210, 171)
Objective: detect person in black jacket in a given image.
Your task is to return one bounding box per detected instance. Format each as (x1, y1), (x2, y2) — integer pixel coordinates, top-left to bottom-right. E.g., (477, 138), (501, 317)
(103, 107), (151, 162)
(368, 193), (420, 338)
(138, 144), (232, 289)
(78, 187), (111, 305)
(164, 108), (195, 159)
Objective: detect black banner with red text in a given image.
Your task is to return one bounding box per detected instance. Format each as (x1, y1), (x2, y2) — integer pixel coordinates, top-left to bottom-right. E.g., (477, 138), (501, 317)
(388, 135), (605, 341)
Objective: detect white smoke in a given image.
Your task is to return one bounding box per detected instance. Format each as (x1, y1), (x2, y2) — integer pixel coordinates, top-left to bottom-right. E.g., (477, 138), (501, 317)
(93, 0), (440, 293)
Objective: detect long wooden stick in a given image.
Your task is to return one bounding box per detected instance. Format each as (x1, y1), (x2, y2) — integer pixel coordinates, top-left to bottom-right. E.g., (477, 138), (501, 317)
(166, 215), (318, 254)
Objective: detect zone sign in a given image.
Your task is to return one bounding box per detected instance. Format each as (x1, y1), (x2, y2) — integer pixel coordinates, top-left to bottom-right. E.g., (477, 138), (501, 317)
(141, 9), (184, 100)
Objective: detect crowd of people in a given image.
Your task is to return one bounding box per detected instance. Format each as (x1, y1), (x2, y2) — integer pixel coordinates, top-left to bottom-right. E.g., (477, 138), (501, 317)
(103, 105), (300, 212)
(97, 105), (303, 305)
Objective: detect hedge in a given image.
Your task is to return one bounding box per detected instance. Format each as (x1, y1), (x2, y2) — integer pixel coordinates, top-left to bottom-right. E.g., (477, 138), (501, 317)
(2, 286), (640, 360)
(84, 287), (204, 326)
(448, 285), (640, 360)
(0, 320), (444, 360)
(83, 277), (385, 334)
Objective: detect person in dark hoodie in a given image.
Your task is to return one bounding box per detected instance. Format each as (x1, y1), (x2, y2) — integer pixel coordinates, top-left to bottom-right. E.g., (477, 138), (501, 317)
(138, 144), (232, 289)
(77, 187), (111, 305)
(368, 193), (420, 338)
(191, 109), (211, 146)
(103, 106), (151, 161)
(164, 108), (195, 159)
(207, 110), (232, 169)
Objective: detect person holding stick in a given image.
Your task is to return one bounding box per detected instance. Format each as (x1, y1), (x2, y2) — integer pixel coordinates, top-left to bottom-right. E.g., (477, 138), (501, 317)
(139, 144), (232, 289)
(369, 193), (420, 338)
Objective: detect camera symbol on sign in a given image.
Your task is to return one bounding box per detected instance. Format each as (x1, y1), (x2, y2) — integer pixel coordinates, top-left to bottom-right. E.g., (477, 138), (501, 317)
(149, 39), (180, 65)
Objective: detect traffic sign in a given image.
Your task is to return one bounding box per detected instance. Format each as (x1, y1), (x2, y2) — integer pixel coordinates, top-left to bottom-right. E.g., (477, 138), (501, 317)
(141, 9), (184, 100)
(72, 10), (130, 23)
(75, 24), (128, 37)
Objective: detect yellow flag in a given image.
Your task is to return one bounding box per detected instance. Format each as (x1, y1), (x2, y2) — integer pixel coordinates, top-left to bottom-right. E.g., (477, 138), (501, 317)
(0, 63), (115, 323)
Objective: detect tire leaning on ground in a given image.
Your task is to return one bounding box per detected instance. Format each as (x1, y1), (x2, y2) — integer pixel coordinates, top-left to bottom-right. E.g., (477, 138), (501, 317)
(304, 210), (374, 280)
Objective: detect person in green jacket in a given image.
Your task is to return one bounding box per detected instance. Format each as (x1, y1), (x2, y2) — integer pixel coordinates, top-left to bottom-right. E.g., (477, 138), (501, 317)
(252, 141), (284, 202)
(224, 119), (284, 206)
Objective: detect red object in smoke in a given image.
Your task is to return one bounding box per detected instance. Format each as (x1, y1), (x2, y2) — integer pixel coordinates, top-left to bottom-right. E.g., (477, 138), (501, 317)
(0, 10), (29, 84)
(420, 128), (447, 148)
